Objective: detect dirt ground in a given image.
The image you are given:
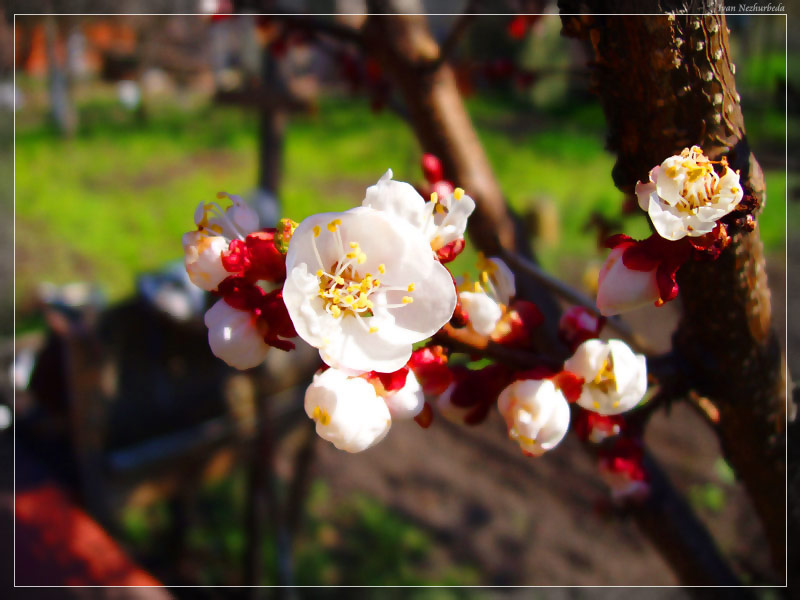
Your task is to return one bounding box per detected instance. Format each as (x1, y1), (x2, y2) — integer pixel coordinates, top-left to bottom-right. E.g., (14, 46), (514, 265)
(304, 251), (788, 586)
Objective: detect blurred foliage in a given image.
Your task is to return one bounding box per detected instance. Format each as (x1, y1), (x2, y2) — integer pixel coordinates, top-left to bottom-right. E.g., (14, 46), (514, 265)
(16, 84), (785, 311)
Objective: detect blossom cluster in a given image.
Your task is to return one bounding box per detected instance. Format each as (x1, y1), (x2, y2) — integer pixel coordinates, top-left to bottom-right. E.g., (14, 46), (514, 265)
(596, 146), (746, 316)
(182, 156), (653, 501)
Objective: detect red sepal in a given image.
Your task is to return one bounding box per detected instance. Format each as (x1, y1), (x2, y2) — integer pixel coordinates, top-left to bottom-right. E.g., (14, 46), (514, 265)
(552, 370), (585, 403)
(368, 367), (409, 393)
(414, 402), (434, 429)
(436, 238), (465, 264)
(408, 346), (452, 396)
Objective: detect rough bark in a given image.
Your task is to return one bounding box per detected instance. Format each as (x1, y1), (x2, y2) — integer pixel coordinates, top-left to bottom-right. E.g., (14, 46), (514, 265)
(560, 7), (786, 579)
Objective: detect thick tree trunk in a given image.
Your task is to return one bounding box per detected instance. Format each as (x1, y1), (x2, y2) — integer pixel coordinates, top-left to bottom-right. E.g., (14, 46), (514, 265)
(560, 6), (786, 579)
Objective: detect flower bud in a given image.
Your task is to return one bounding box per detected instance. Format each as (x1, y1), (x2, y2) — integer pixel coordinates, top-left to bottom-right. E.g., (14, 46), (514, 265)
(596, 245), (659, 316)
(182, 231), (229, 292)
(564, 339), (647, 415)
(204, 299), (270, 369)
(497, 379), (571, 456)
(304, 368), (392, 453)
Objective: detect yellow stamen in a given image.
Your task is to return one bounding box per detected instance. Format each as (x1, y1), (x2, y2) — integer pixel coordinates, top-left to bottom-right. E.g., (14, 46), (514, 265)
(378, 264), (386, 274)
(313, 225), (321, 237)
(402, 296), (414, 304)
(453, 188), (464, 200)
(407, 283), (415, 292)
(430, 192), (438, 204)
(369, 326), (378, 334)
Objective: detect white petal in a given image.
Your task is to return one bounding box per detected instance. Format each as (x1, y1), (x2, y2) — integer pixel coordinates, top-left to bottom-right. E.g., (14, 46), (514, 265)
(383, 371), (425, 419)
(304, 369), (391, 452)
(489, 257), (516, 305)
(459, 291), (502, 336)
(635, 179), (657, 212)
(362, 169), (429, 231)
(564, 338), (608, 380)
(647, 197), (693, 241)
(204, 300), (269, 370)
(596, 247), (660, 316)
(183, 231), (230, 292)
(320, 316), (411, 373)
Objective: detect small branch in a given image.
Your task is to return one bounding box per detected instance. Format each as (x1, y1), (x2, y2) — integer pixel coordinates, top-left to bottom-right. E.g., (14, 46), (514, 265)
(271, 14), (364, 47)
(434, 323), (563, 371)
(427, 13), (477, 71)
(499, 249), (654, 355)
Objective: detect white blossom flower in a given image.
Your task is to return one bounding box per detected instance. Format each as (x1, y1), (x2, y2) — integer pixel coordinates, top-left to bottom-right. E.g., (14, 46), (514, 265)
(183, 193), (260, 291)
(596, 245), (659, 316)
(204, 299), (270, 370)
(635, 146), (743, 241)
(564, 339), (647, 415)
(381, 370), (425, 420)
(497, 379), (571, 456)
(304, 368), (391, 452)
(362, 169), (476, 252)
(283, 206), (457, 373)
(457, 256), (516, 335)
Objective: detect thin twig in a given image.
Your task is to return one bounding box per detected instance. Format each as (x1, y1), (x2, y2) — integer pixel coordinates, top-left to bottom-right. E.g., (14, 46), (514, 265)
(434, 323), (563, 371)
(499, 248), (654, 355)
(427, 13), (477, 71)
(271, 14), (364, 47)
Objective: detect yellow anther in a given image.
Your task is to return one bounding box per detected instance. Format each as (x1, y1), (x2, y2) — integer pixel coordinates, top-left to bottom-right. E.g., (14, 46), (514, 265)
(407, 283), (416, 292)
(473, 282), (483, 293)
(374, 279), (381, 286)
(480, 271), (489, 284)
(327, 219), (341, 232)
(402, 296), (414, 304)
(357, 252), (366, 264)
(313, 225), (321, 237)
(435, 203), (445, 214)
(378, 264), (386, 274)
(430, 192), (438, 204)
(730, 187), (739, 194)
(330, 305), (341, 318)
(349, 241), (359, 249)
(344, 295), (355, 304)
(334, 276), (345, 285)
(593, 401), (600, 409)
(312, 405), (330, 426)
(316, 269), (324, 277)
(369, 326), (379, 334)
(453, 187), (464, 200)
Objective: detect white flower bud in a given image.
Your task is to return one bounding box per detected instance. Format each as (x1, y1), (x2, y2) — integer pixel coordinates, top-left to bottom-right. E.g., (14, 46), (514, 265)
(204, 299), (269, 370)
(497, 379), (571, 456)
(382, 370), (425, 420)
(595, 246), (660, 316)
(304, 368), (391, 452)
(564, 339), (647, 415)
(182, 230), (230, 292)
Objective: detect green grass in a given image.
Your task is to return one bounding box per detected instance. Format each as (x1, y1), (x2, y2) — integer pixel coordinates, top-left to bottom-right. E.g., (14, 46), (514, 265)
(119, 474), (479, 586)
(14, 88), (787, 308)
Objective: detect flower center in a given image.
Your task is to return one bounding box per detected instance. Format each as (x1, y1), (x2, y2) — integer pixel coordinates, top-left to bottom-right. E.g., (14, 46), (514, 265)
(665, 147), (727, 214)
(310, 219), (416, 334)
(592, 356), (617, 395)
(311, 405), (331, 426)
